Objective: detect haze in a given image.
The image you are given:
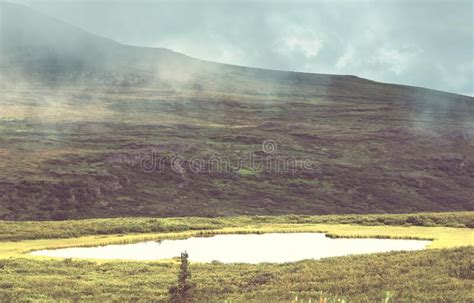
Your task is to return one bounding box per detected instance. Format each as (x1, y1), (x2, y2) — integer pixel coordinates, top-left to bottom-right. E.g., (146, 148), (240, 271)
(4, 0), (473, 96)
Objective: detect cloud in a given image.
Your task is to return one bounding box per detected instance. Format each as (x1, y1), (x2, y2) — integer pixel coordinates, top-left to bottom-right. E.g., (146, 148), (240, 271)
(335, 46), (354, 71)
(372, 46), (424, 75)
(277, 26), (323, 59)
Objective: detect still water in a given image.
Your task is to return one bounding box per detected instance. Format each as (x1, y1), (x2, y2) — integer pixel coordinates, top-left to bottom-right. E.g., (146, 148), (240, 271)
(30, 233), (431, 263)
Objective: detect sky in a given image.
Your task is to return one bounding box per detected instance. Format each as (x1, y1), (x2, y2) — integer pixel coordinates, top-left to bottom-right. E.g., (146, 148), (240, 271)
(6, 0), (474, 96)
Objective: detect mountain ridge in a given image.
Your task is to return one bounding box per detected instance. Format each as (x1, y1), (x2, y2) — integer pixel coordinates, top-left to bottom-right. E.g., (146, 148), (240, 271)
(1, 2), (472, 100)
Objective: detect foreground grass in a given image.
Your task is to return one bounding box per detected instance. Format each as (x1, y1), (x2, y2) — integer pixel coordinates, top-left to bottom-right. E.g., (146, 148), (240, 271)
(0, 213), (473, 302)
(0, 247), (472, 302)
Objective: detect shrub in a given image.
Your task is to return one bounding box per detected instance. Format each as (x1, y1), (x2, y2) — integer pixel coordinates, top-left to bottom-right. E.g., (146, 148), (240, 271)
(169, 251), (195, 303)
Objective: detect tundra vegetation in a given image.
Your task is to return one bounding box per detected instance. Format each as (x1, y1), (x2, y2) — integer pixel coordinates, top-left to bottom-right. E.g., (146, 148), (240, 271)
(1, 86), (473, 221)
(0, 212), (472, 302)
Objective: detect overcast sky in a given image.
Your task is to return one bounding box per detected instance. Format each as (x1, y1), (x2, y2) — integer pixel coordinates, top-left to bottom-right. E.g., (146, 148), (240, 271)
(8, 0), (474, 96)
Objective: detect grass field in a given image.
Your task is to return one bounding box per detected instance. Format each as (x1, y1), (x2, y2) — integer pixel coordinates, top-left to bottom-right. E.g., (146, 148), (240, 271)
(0, 212), (473, 302)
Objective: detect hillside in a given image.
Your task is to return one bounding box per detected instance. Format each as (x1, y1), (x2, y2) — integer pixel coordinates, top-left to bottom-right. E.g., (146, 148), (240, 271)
(0, 3), (473, 220)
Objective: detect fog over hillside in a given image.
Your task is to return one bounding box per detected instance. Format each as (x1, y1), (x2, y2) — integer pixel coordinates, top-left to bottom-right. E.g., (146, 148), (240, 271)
(3, 0), (473, 96)
(1, 2), (472, 101)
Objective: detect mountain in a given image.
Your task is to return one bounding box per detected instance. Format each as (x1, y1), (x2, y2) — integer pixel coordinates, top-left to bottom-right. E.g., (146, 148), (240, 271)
(0, 2), (473, 220)
(0, 2), (194, 85)
(2, 2), (470, 100)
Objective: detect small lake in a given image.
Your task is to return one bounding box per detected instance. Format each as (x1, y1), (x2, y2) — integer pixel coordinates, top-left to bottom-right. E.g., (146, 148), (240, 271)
(30, 233), (431, 263)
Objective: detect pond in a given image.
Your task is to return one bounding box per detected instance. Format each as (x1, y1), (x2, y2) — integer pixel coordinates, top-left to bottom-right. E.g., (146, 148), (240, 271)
(30, 233), (431, 263)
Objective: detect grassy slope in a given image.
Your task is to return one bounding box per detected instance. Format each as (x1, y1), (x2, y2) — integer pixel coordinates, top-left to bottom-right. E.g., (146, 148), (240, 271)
(0, 213), (473, 302)
(0, 87), (473, 220)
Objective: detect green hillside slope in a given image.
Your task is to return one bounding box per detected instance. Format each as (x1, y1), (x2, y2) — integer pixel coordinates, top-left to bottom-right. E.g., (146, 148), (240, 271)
(0, 3), (473, 220)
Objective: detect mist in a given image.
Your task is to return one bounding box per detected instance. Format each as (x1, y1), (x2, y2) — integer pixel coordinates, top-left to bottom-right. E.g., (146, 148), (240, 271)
(3, 0), (473, 96)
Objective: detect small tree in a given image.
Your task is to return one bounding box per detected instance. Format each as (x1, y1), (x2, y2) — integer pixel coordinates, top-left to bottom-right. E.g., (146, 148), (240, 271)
(169, 251), (194, 303)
